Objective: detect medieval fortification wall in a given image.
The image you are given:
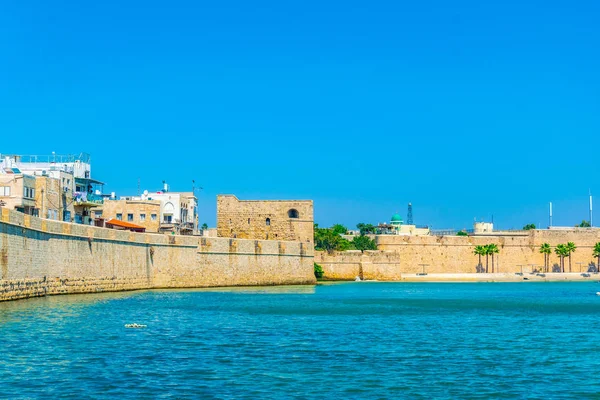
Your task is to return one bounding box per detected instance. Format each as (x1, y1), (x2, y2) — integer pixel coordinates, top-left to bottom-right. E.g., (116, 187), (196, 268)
(0, 208), (315, 302)
(316, 230), (600, 280)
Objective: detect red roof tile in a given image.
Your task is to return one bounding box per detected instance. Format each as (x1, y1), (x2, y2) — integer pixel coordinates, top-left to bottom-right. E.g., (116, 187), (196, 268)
(105, 219), (145, 230)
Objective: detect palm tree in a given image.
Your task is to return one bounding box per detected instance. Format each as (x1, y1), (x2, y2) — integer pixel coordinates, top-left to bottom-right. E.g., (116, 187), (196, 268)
(484, 245), (491, 273)
(539, 243), (551, 272)
(593, 242), (600, 273)
(555, 244), (567, 273)
(488, 244), (500, 273)
(565, 242), (577, 272)
(474, 245), (486, 272)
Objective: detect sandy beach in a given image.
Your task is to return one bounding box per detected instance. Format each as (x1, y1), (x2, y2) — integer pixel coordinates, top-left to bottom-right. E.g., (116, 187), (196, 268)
(398, 272), (599, 282)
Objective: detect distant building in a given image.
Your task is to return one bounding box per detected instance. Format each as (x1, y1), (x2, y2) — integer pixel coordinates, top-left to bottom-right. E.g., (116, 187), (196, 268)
(473, 222), (494, 234)
(101, 199), (161, 232)
(0, 153), (103, 224)
(0, 173), (37, 216)
(101, 183), (198, 235)
(377, 212), (430, 236)
(217, 195), (313, 243)
(34, 175), (63, 220)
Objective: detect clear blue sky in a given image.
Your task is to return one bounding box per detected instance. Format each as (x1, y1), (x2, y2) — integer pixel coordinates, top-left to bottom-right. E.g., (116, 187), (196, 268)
(1, 0), (599, 229)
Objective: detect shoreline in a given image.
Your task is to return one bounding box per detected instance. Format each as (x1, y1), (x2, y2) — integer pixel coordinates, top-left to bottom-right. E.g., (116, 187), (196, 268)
(322, 272), (599, 283)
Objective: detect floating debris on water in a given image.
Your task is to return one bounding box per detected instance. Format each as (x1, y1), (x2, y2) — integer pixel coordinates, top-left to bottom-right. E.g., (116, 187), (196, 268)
(125, 323), (147, 329)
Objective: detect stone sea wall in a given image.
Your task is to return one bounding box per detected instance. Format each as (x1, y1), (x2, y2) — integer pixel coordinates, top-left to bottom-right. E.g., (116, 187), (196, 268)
(0, 208), (315, 302)
(316, 230), (600, 280)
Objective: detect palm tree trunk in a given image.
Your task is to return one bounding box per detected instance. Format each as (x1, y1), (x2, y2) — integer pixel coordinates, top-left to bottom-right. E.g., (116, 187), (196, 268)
(492, 255), (495, 273)
(486, 255), (489, 273)
(478, 255), (482, 272)
(569, 255), (572, 272)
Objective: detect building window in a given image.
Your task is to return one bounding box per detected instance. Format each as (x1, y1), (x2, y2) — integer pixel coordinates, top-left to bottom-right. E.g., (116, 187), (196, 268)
(288, 209), (299, 218)
(248, 218), (251, 224)
(95, 211), (103, 218)
(164, 215), (172, 223)
(116, 213), (122, 220)
(0, 186), (10, 196)
(127, 213), (134, 222)
(140, 214), (146, 222)
(266, 218), (271, 226)
(151, 214), (157, 221)
(23, 187), (35, 199)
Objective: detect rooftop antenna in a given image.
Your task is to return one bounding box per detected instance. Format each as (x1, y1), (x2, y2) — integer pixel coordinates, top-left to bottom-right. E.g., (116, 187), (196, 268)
(549, 202), (553, 228)
(407, 202), (413, 225)
(137, 178), (141, 196)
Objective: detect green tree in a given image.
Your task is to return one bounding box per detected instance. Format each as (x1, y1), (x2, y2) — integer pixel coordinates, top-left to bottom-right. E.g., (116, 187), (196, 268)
(314, 225), (354, 253)
(352, 235), (377, 252)
(314, 263), (324, 279)
(487, 244), (500, 273)
(565, 242), (577, 272)
(523, 223), (536, 230)
(473, 245), (486, 272)
(201, 223), (208, 231)
(331, 224), (348, 235)
(539, 243), (551, 272)
(593, 242), (600, 273)
(356, 223), (377, 236)
(577, 220), (591, 227)
(456, 230), (468, 236)
(555, 244), (568, 272)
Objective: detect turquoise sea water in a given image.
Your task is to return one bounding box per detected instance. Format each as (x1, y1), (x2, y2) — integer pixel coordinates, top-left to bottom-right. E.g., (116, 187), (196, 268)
(2, 282), (600, 399)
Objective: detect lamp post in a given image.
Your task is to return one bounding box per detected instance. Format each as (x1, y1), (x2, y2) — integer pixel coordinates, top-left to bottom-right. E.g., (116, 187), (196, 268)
(418, 264), (429, 276)
(576, 262), (585, 273)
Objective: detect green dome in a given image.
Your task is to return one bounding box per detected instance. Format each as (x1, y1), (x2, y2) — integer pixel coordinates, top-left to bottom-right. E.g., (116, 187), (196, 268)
(391, 213), (403, 224)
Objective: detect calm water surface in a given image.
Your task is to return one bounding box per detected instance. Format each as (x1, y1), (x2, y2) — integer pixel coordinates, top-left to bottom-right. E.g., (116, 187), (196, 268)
(1, 282), (600, 399)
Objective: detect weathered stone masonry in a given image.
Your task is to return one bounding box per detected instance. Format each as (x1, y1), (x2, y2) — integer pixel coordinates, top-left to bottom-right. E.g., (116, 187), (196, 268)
(316, 230), (600, 280)
(0, 208), (315, 302)
(217, 195), (314, 244)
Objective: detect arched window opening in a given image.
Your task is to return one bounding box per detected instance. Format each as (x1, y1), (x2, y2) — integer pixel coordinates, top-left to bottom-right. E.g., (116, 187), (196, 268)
(266, 218), (271, 226)
(288, 209), (299, 218)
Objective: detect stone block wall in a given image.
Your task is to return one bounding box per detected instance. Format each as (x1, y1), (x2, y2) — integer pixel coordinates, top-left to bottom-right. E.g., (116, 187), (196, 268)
(217, 195), (314, 243)
(315, 229), (600, 279)
(0, 208), (315, 302)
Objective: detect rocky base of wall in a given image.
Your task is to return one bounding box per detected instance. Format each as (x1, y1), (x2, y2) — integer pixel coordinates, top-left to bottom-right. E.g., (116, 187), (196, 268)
(0, 277), (152, 302)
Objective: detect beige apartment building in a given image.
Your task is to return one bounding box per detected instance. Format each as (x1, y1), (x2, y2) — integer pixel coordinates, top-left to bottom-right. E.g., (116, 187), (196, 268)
(100, 199), (162, 232)
(0, 173), (38, 216)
